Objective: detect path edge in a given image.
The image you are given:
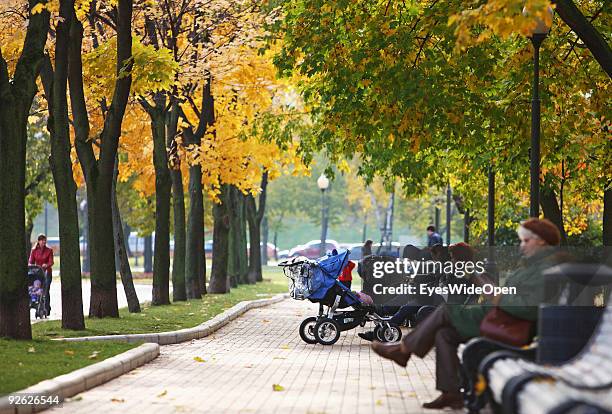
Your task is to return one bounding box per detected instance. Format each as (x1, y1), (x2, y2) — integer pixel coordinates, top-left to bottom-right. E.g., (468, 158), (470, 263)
(0, 342), (159, 414)
(53, 293), (288, 345)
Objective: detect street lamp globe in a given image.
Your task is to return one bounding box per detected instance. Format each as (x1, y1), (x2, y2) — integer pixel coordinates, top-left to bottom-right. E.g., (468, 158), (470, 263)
(317, 174), (329, 191)
(522, 6), (554, 36)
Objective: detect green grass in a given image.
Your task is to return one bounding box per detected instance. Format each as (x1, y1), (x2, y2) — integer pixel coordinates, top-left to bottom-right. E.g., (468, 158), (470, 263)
(33, 267), (288, 339)
(0, 339), (137, 396)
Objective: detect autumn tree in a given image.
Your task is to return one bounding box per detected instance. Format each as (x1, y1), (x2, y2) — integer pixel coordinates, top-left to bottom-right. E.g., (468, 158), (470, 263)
(67, 0), (133, 317)
(0, 0), (50, 339)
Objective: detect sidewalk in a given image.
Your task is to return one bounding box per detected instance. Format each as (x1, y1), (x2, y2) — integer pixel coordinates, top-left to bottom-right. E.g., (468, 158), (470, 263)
(49, 299), (458, 414)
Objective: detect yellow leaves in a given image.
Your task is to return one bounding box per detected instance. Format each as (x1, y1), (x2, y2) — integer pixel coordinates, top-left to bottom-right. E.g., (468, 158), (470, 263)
(193, 356), (206, 363)
(272, 384), (284, 391)
(449, 0), (554, 51)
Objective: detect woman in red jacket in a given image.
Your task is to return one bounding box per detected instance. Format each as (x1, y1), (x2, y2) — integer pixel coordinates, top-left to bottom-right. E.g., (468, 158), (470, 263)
(29, 234), (54, 314)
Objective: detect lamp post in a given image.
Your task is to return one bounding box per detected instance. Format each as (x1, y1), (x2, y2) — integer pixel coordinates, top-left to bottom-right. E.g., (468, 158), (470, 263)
(317, 174), (330, 257)
(524, 6), (553, 218)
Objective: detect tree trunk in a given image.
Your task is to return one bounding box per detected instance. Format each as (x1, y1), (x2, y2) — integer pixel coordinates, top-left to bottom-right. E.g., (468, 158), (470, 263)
(144, 235), (153, 273)
(604, 182), (611, 247)
(540, 188), (568, 245)
(0, 0), (50, 339)
(209, 185), (231, 293)
(25, 222), (34, 262)
(246, 196), (261, 284)
(112, 157), (140, 313)
(184, 128), (203, 299)
(68, 1), (133, 318)
(261, 216), (269, 266)
(167, 105), (186, 302)
(200, 201), (207, 295)
(40, 3), (85, 329)
(150, 105), (171, 305)
(246, 172), (268, 283)
(227, 186), (248, 286)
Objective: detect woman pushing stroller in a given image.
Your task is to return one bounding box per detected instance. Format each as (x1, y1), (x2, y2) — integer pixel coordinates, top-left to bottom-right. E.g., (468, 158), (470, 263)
(29, 234), (54, 315)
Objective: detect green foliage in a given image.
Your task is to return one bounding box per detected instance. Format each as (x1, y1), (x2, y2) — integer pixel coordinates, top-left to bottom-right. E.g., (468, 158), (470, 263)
(25, 102), (55, 230)
(267, 0), (610, 244)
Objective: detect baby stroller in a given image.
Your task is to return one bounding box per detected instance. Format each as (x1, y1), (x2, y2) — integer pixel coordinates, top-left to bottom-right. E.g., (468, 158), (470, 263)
(27, 265), (49, 319)
(279, 249), (402, 345)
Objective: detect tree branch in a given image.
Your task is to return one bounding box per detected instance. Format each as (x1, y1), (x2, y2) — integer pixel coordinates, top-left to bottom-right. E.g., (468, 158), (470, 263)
(98, 0), (133, 175)
(68, 16), (96, 176)
(11, 0), (50, 103)
(552, 0), (612, 78)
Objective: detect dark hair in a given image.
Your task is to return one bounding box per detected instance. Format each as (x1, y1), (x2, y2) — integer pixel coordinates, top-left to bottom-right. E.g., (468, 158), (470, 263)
(364, 239), (373, 245)
(37, 234), (47, 241)
(426, 225), (436, 232)
(402, 244), (422, 260)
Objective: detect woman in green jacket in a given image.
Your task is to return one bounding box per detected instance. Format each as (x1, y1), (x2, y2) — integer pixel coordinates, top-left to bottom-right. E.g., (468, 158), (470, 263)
(371, 218), (562, 410)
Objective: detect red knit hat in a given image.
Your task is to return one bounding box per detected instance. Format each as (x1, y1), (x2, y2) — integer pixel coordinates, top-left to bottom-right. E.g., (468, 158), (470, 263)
(520, 218), (561, 246)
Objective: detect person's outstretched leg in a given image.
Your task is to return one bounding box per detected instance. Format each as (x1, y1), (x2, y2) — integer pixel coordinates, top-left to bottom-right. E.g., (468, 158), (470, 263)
(422, 326), (464, 409)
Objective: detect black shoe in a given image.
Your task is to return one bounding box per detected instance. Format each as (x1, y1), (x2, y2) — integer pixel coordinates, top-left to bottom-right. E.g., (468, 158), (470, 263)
(358, 331), (374, 341)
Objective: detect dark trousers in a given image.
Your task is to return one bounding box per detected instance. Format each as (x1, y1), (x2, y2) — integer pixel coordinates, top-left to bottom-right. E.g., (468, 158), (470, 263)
(402, 305), (463, 393)
(389, 304), (421, 325)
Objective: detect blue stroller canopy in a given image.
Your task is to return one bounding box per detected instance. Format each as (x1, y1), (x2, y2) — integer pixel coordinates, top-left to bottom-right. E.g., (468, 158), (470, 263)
(281, 249), (351, 301)
(308, 250), (350, 301)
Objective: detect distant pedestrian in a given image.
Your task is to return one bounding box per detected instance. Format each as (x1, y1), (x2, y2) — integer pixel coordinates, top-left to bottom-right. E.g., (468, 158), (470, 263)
(361, 239), (373, 257)
(427, 226), (443, 247)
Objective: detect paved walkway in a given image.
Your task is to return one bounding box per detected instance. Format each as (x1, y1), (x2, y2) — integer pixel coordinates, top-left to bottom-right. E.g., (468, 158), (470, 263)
(51, 299), (459, 414)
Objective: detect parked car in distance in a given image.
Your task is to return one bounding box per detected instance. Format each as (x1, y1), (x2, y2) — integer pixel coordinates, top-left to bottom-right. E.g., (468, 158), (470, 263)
(289, 239), (340, 259)
(277, 249), (290, 260)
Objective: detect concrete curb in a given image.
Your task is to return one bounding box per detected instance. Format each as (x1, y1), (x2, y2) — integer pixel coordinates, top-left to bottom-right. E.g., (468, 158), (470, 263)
(0, 342), (159, 414)
(53, 293), (288, 345)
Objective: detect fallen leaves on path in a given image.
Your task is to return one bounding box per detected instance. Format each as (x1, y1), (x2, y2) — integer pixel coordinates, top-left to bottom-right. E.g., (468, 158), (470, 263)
(111, 398), (125, 403)
(272, 384), (284, 391)
(157, 390), (168, 398)
(193, 356), (206, 363)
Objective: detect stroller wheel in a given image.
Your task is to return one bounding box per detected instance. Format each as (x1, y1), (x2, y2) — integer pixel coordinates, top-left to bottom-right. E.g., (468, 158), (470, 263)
(299, 317), (319, 344)
(374, 324), (402, 342)
(314, 317), (341, 345)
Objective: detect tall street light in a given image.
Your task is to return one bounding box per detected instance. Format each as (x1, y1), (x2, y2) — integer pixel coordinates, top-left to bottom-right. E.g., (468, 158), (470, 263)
(317, 174), (330, 257)
(524, 6), (553, 218)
